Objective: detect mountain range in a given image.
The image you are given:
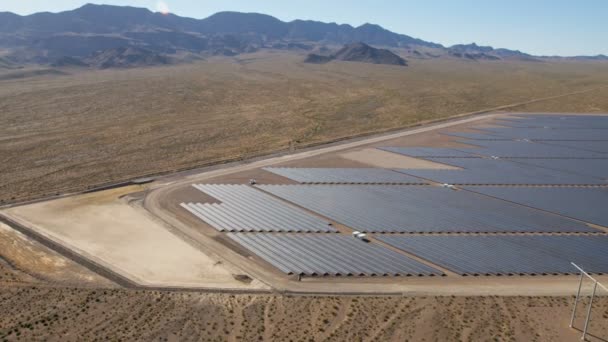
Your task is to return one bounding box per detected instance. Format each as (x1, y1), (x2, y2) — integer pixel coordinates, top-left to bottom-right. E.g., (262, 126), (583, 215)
(0, 4), (606, 68)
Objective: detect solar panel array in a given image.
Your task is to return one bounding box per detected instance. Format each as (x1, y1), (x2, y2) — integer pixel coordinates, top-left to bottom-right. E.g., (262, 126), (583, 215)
(181, 184), (335, 232)
(257, 185), (596, 233)
(227, 233), (442, 276)
(541, 140), (608, 154)
(453, 140), (604, 158)
(396, 158), (606, 185)
(509, 158), (608, 180)
(377, 235), (608, 276)
(464, 187), (608, 228)
(504, 114), (608, 129)
(263, 167), (426, 184)
(478, 127), (608, 141)
(179, 114), (608, 278)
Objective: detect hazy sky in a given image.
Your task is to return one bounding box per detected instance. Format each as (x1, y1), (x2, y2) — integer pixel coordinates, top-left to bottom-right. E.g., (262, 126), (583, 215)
(2, 0), (606, 56)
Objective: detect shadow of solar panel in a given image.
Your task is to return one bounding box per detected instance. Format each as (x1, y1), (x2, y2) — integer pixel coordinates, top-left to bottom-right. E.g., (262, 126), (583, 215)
(263, 167), (427, 184)
(377, 235), (608, 276)
(181, 184), (335, 232)
(227, 233), (442, 276)
(463, 187), (608, 228)
(257, 185), (596, 233)
(395, 158), (605, 185)
(379, 146), (479, 158)
(456, 140), (604, 158)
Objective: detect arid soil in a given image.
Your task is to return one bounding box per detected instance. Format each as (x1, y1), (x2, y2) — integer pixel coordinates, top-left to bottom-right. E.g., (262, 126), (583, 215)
(0, 222), (113, 287)
(2, 53), (608, 204)
(2, 188), (267, 290)
(1, 287), (607, 342)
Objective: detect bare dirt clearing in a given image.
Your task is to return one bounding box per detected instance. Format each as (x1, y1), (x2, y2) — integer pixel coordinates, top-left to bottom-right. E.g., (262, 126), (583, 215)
(2, 187), (267, 289)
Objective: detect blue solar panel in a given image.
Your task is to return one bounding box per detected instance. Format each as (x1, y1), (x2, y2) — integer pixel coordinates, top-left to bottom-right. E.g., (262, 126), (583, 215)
(396, 158), (606, 185)
(454, 140), (604, 158)
(478, 128), (608, 141)
(464, 187), (608, 228)
(510, 158), (608, 180)
(257, 185), (596, 233)
(377, 235), (608, 276)
(541, 140), (608, 154)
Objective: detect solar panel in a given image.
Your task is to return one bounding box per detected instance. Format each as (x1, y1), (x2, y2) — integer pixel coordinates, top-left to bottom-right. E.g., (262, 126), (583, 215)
(541, 140), (608, 154)
(501, 115), (608, 129)
(464, 187), (608, 228)
(395, 158), (605, 185)
(510, 158), (608, 180)
(227, 233), (442, 276)
(257, 185), (596, 233)
(455, 140), (604, 158)
(377, 235), (608, 276)
(479, 128), (608, 141)
(441, 131), (511, 141)
(379, 146), (479, 158)
(263, 167), (427, 184)
(181, 184), (335, 232)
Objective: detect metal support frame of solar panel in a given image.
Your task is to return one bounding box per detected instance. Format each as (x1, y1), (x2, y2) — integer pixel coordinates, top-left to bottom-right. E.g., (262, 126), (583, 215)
(376, 235), (608, 276)
(379, 146), (480, 158)
(181, 184), (336, 232)
(263, 167), (427, 184)
(463, 187), (608, 228)
(227, 233), (442, 277)
(394, 158), (606, 185)
(449, 140), (605, 159)
(256, 185), (596, 233)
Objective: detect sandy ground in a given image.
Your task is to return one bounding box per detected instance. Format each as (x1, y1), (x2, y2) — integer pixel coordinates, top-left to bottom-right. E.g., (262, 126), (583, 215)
(2, 187), (268, 290)
(341, 148), (459, 169)
(0, 288), (606, 342)
(0, 222), (113, 287)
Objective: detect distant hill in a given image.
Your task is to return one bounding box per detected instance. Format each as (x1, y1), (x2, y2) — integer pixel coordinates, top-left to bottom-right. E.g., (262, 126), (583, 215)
(306, 42), (407, 66)
(0, 4), (604, 68)
(0, 56), (19, 69)
(447, 43), (539, 61)
(87, 47), (171, 69)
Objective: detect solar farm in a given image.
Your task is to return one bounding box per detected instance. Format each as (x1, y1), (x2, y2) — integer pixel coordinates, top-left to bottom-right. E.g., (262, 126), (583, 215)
(171, 113), (608, 283)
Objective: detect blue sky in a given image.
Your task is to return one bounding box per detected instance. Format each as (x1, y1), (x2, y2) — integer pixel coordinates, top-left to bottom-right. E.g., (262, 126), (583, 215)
(2, 1), (606, 56)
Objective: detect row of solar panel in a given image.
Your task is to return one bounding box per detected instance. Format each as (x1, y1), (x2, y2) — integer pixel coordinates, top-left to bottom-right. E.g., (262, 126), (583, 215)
(257, 185), (597, 233)
(381, 140), (608, 159)
(396, 158), (607, 184)
(377, 235), (608, 276)
(181, 184), (335, 232)
(497, 114), (608, 129)
(227, 233), (442, 276)
(226, 233), (608, 276)
(263, 167), (426, 184)
(445, 129), (608, 141)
